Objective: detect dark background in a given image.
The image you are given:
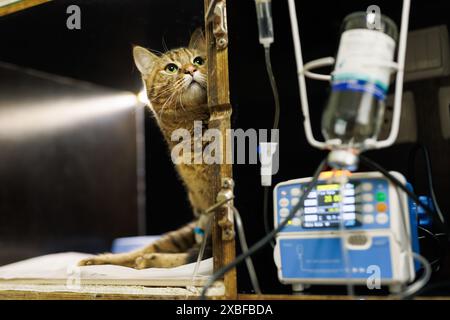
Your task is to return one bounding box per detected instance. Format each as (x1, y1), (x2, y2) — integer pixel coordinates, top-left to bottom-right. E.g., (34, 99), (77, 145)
(0, 0), (449, 294)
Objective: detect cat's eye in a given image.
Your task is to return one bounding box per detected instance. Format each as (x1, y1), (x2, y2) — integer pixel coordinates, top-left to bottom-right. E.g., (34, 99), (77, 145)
(193, 56), (205, 66)
(165, 63), (179, 73)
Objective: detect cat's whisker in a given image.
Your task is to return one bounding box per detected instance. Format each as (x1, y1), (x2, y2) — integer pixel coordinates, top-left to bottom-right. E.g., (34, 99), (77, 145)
(151, 80), (185, 100)
(151, 80), (183, 92)
(178, 93), (186, 113)
(148, 48), (165, 56)
(194, 74), (207, 87)
(152, 87), (177, 99)
(158, 88), (180, 124)
(151, 81), (179, 89)
(150, 85), (174, 96)
(161, 37), (169, 52)
(158, 96), (172, 121)
(151, 78), (184, 90)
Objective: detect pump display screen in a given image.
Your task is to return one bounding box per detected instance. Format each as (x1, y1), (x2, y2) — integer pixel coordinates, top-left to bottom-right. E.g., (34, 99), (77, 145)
(302, 183), (360, 228)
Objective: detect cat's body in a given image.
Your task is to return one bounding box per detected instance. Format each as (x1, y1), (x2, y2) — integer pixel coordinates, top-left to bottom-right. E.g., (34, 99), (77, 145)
(78, 30), (214, 269)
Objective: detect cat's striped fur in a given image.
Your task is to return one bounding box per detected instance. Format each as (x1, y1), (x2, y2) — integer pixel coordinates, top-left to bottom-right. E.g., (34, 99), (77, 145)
(78, 29), (213, 269)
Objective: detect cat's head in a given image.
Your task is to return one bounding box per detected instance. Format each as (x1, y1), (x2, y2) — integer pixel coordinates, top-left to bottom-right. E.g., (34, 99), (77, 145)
(133, 29), (207, 113)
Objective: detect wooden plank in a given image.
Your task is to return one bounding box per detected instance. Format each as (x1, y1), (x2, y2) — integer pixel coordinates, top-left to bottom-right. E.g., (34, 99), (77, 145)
(2, 290), (448, 300)
(0, 291), (214, 300)
(0, 282), (226, 300)
(0, 0), (50, 17)
(0, 291), (203, 300)
(204, 0), (237, 300)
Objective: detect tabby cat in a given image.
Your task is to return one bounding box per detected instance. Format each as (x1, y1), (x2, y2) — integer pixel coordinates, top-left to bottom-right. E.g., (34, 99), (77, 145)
(78, 29), (214, 269)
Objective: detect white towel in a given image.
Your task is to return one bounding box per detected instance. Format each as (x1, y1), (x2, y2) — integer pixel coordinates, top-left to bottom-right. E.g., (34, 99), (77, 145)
(0, 252), (213, 287)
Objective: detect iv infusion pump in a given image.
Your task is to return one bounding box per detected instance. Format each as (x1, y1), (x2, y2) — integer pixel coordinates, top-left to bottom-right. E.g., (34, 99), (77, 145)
(273, 171), (420, 293)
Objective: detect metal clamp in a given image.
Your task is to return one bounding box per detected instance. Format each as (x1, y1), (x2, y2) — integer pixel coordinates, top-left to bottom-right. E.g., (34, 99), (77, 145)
(206, 0), (228, 50)
(216, 178), (235, 240)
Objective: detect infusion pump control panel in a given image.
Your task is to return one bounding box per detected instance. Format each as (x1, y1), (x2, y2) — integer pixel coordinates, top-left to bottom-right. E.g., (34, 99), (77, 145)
(273, 171), (419, 292)
(275, 174), (391, 231)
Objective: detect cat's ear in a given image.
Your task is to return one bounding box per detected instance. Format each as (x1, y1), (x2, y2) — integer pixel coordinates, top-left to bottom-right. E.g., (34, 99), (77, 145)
(133, 46), (158, 75)
(188, 28), (206, 52)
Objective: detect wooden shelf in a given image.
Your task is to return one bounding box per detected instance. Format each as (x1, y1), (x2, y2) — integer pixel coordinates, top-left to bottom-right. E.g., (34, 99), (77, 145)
(1, 290), (448, 300)
(0, 282), (226, 300)
(0, 0), (50, 17)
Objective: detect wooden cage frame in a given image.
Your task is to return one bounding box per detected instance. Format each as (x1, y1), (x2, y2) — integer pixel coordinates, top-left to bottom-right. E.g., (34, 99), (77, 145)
(203, 0), (237, 300)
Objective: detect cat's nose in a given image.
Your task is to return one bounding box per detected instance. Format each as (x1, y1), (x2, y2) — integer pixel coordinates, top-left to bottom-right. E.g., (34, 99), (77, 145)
(184, 65), (197, 75)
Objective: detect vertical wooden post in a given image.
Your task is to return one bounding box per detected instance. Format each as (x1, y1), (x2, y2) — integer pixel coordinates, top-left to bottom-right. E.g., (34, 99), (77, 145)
(204, 0), (237, 299)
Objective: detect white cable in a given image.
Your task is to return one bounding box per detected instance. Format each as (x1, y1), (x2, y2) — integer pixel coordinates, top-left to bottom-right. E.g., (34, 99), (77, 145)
(397, 252), (432, 299)
(188, 215), (213, 295)
(190, 197), (235, 288)
(190, 202), (262, 294)
(232, 205), (262, 294)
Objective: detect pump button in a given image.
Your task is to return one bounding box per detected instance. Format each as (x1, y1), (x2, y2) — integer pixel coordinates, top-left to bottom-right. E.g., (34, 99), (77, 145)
(376, 192), (386, 202)
(279, 198), (289, 207)
(363, 214), (375, 224)
(279, 208), (289, 218)
(377, 203), (388, 212)
(290, 188), (301, 196)
(362, 183), (373, 192)
(362, 193), (374, 202)
(292, 218), (301, 226)
(376, 213), (389, 224)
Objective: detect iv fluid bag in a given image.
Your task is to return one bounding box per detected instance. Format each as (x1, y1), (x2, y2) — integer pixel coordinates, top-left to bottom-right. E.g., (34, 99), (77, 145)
(321, 12), (398, 148)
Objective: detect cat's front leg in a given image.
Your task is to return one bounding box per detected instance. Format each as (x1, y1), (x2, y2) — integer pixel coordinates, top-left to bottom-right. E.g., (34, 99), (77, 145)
(78, 251), (142, 268)
(134, 253), (190, 269)
(78, 222), (197, 268)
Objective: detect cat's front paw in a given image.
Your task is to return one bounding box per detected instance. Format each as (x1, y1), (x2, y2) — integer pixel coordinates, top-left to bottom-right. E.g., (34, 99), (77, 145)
(134, 253), (189, 269)
(135, 254), (156, 269)
(78, 254), (113, 266)
(78, 253), (137, 268)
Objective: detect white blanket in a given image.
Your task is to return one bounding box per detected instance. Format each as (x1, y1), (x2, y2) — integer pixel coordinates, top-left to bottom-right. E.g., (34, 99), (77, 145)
(0, 252), (212, 287)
